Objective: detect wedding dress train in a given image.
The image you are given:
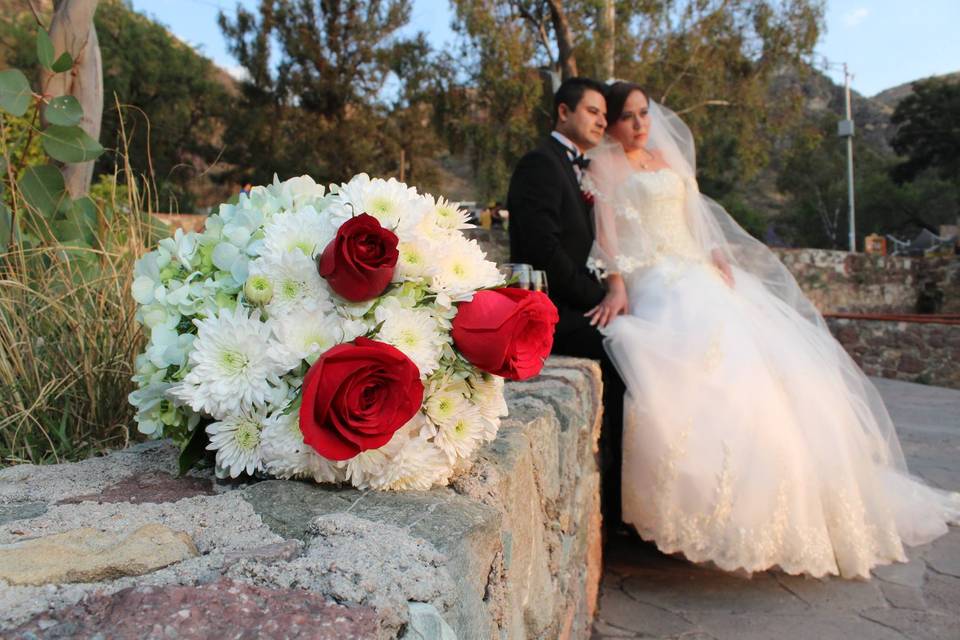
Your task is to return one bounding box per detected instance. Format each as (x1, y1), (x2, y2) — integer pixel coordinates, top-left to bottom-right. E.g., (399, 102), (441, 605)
(601, 167), (960, 578)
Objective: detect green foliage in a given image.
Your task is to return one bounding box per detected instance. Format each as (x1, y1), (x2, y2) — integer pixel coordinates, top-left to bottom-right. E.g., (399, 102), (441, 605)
(891, 78), (960, 187)
(217, 0), (451, 190)
(0, 69), (31, 117)
(449, 0), (824, 202)
(778, 115), (959, 248)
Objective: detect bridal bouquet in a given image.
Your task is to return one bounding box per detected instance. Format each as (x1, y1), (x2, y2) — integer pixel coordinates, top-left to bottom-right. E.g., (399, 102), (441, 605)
(129, 174), (558, 490)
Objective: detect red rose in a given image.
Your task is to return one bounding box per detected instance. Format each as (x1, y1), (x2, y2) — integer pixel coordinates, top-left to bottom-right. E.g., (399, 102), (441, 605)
(318, 213), (399, 302)
(581, 188), (595, 206)
(299, 337), (424, 461)
(452, 288), (559, 381)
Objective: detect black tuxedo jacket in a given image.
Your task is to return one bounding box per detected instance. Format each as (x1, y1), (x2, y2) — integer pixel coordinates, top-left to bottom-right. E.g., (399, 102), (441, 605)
(507, 137), (606, 346)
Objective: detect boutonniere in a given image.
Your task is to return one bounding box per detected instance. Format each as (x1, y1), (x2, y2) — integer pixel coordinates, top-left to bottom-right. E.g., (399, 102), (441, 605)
(580, 187), (595, 206)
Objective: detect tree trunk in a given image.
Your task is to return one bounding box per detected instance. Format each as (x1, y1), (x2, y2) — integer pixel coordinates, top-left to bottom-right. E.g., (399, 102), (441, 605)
(599, 0), (615, 81)
(42, 0), (102, 197)
(546, 0), (577, 80)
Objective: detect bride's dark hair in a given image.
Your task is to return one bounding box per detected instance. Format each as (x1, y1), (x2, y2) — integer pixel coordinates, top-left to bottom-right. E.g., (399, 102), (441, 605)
(604, 82), (648, 123)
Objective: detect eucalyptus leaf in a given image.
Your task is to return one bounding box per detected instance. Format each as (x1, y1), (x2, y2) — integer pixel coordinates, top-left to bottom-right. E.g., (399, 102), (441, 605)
(54, 196), (98, 245)
(0, 202), (12, 253)
(41, 125), (104, 163)
(0, 69), (31, 117)
(18, 165), (66, 218)
(45, 95), (83, 127)
(51, 52), (73, 73)
(37, 29), (55, 70)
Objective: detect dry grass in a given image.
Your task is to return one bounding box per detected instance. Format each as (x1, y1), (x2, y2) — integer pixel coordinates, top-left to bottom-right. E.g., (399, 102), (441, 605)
(0, 164), (163, 466)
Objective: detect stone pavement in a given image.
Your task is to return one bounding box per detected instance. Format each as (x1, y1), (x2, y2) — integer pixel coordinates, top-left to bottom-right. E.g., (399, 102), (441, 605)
(592, 378), (960, 640)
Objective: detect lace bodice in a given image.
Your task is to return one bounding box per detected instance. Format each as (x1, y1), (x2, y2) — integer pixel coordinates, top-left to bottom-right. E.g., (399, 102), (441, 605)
(615, 168), (704, 265)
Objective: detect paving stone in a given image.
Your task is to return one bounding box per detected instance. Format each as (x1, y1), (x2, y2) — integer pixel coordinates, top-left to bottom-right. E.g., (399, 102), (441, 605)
(6, 577), (379, 640)
(691, 612), (907, 640)
(773, 572), (886, 612)
(621, 570), (806, 615)
(924, 528), (960, 578)
(872, 551), (927, 587)
(57, 470), (214, 505)
(594, 587), (693, 635)
(859, 608), (959, 640)
(921, 570), (960, 615)
(0, 502), (47, 526)
(878, 580), (927, 610)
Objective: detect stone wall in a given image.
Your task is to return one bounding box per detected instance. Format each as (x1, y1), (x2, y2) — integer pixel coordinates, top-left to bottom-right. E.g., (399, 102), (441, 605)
(469, 231), (960, 315)
(0, 357), (602, 640)
(827, 316), (960, 389)
(773, 249), (960, 314)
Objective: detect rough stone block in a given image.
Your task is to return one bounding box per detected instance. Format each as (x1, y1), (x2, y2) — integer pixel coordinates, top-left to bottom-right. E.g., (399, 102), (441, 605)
(0, 523), (198, 586)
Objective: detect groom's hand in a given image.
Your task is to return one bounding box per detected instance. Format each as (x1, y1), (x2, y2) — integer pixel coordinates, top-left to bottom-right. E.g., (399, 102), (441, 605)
(585, 273), (628, 328)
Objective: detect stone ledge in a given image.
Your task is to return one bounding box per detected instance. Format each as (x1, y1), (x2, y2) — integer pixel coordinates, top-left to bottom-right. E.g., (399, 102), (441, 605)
(0, 356), (603, 639)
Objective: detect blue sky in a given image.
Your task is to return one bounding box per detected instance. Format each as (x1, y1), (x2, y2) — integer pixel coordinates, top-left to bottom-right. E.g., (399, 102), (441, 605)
(129, 0), (959, 97)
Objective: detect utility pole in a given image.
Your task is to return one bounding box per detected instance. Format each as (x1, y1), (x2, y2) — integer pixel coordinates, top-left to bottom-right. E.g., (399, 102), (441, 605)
(838, 63), (856, 252)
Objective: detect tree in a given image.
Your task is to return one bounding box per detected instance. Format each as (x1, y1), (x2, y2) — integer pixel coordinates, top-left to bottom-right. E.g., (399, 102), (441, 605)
(218, 0), (425, 185)
(450, 0), (824, 202)
(890, 78), (960, 188)
(42, 0), (103, 197)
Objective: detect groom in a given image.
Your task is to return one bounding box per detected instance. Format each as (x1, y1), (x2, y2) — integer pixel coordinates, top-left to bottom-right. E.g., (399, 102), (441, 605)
(506, 77), (627, 526)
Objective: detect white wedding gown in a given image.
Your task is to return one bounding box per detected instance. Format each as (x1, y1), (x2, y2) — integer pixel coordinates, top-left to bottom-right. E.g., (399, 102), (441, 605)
(603, 167), (960, 578)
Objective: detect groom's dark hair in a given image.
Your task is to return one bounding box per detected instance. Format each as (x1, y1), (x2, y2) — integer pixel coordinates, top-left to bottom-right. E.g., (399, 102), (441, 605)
(553, 77), (606, 126)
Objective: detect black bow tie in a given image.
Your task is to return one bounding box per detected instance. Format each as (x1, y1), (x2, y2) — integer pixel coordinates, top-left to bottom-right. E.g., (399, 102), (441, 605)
(571, 154), (590, 170)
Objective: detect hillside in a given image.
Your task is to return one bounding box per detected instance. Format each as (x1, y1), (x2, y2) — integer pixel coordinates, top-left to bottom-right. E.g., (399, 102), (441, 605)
(872, 71), (960, 109)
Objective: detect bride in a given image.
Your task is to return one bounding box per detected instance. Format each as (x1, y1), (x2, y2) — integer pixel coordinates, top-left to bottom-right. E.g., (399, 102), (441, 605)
(583, 81), (960, 579)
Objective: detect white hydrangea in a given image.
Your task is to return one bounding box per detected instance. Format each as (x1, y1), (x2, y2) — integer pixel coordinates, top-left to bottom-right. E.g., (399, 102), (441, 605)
(168, 307), (296, 419)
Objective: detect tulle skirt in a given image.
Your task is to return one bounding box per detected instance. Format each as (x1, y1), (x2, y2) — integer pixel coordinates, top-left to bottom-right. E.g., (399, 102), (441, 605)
(604, 256), (960, 578)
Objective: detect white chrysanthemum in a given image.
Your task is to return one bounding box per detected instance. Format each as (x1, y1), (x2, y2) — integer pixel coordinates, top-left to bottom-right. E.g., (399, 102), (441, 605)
(328, 174), (424, 236)
(206, 409), (270, 478)
(424, 196), (473, 232)
(371, 437), (452, 491)
(395, 236), (438, 281)
(260, 410), (344, 482)
(274, 308), (365, 363)
(342, 435), (407, 488)
(434, 404), (486, 462)
(473, 373), (509, 421)
(261, 206), (335, 262)
(249, 252), (331, 315)
(425, 383), (468, 428)
(374, 297), (447, 377)
(168, 307), (295, 419)
(431, 237), (503, 300)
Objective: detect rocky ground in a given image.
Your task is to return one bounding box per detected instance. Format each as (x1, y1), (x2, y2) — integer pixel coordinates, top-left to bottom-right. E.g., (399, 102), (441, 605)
(592, 378), (960, 640)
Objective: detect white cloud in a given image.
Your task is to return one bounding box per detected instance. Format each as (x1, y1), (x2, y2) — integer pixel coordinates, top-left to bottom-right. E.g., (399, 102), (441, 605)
(843, 7), (870, 27)
(224, 65), (251, 82)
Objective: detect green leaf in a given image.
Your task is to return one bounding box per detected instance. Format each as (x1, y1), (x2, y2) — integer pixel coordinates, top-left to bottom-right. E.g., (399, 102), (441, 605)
(54, 196), (97, 245)
(37, 29), (55, 70)
(0, 69), (32, 117)
(178, 422), (212, 477)
(0, 202), (12, 252)
(45, 95), (83, 127)
(18, 165), (66, 218)
(51, 52), (73, 73)
(41, 125), (104, 163)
